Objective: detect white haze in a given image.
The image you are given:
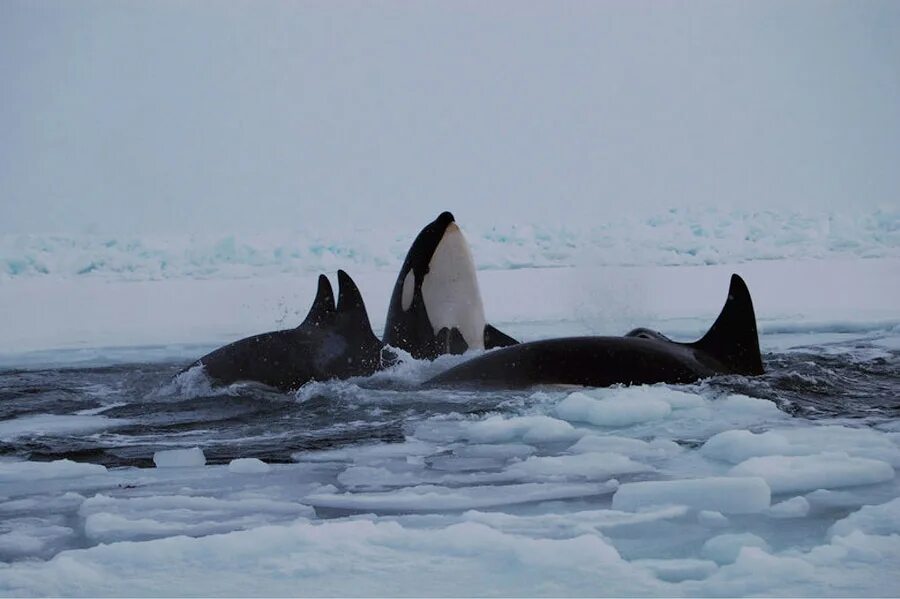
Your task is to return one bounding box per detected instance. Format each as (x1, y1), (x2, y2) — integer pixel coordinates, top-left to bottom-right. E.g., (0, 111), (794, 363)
(1, 0), (899, 235)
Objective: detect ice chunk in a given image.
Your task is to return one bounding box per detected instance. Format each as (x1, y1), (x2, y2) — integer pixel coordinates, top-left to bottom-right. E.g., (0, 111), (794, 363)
(701, 533), (770, 564)
(828, 497), (900, 540)
(636, 558), (718, 582)
(804, 489), (862, 508)
(305, 481), (618, 513)
(336, 465), (511, 490)
(227, 458), (271, 474)
(697, 510), (730, 527)
(556, 391), (671, 427)
(465, 415), (580, 443)
(451, 443), (536, 460)
(0, 414), (130, 441)
(504, 452), (652, 481)
(79, 494), (314, 543)
(767, 496), (810, 518)
(461, 505), (688, 536)
(701, 427), (900, 466)
(153, 447), (206, 468)
(716, 395), (784, 419)
(612, 477), (771, 514)
(0, 459), (107, 482)
(728, 453), (895, 494)
(568, 435), (681, 459)
(701, 430), (793, 463)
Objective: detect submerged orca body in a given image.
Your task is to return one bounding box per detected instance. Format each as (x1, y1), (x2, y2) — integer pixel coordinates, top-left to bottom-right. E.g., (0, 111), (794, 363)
(383, 211), (518, 359)
(426, 274), (764, 389)
(189, 271), (393, 391)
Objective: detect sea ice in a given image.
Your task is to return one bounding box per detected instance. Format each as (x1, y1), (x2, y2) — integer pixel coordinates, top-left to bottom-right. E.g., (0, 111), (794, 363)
(827, 497), (900, 540)
(228, 458), (272, 474)
(728, 452), (895, 494)
(697, 510), (730, 527)
(701, 533), (771, 564)
(556, 391), (672, 427)
(464, 415), (581, 443)
(0, 459), (107, 483)
(612, 476), (771, 514)
(305, 481), (618, 513)
(767, 496), (811, 518)
(504, 452), (652, 481)
(0, 414), (131, 441)
(152, 447), (207, 468)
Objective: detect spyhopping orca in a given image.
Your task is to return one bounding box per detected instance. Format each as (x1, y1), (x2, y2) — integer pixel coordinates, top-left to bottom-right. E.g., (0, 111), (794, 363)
(188, 270), (395, 391)
(383, 211), (518, 359)
(425, 274), (764, 389)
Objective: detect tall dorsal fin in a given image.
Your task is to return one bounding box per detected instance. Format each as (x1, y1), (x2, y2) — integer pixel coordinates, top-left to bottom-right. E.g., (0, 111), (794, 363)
(299, 274), (335, 328)
(336, 269), (375, 334)
(690, 274), (764, 375)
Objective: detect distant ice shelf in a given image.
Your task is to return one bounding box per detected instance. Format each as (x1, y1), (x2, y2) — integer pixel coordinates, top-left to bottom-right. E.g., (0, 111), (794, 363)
(2, 207), (897, 281)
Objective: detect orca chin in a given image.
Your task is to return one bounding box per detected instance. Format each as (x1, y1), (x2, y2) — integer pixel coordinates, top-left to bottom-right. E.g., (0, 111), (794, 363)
(383, 211), (518, 360)
(425, 274), (764, 389)
(185, 270), (395, 392)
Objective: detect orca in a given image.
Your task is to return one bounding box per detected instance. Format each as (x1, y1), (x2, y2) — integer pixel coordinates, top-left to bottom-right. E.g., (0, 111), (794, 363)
(188, 270), (395, 391)
(425, 274), (764, 389)
(383, 211), (518, 360)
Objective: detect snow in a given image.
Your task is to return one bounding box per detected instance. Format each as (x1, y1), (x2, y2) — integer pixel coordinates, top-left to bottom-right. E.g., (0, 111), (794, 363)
(612, 477), (772, 514)
(152, 447), (207, 468)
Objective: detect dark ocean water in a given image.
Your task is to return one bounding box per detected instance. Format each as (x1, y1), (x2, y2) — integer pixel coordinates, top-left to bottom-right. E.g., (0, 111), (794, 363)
(2, 343), (897, 469)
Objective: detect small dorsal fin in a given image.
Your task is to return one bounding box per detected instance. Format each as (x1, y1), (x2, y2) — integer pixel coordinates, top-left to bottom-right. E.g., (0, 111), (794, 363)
(300, 274), (336, 328)
(484, 324), (519, 349)
(690, 274), (764, 375)
(336, 269), (375, 333)
(435, 327), (469, 355)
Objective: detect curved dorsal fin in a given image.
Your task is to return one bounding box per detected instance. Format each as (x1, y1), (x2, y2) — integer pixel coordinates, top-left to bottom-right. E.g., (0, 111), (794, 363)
(690, 274), (764, 375)
(336, 269), (375, 333)
(299, 274), (336, 328)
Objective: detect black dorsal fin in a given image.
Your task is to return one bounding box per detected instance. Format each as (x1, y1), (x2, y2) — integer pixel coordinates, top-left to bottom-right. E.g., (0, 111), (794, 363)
(300, 274), (335, 328)
(336, 269), (375, 333)
(484, 324), (519, 349)
(690, 274), (764, 375)
(435, 327), (469, 355)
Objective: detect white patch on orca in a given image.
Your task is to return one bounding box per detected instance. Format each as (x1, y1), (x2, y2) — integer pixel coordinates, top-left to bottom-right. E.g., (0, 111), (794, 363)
(401, 270), (415, 311)
(421, 223), (487, 349)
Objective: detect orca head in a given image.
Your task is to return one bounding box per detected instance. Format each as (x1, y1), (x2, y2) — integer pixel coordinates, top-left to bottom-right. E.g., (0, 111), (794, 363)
(383, 211), (487, 359)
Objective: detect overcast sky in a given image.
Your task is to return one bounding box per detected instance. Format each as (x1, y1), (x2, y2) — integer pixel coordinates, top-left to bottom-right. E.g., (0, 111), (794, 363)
(2, 1), (898, 234)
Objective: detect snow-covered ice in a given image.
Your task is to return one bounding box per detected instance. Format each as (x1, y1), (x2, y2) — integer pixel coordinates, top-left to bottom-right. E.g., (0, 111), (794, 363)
(1, 222), (898, 596)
